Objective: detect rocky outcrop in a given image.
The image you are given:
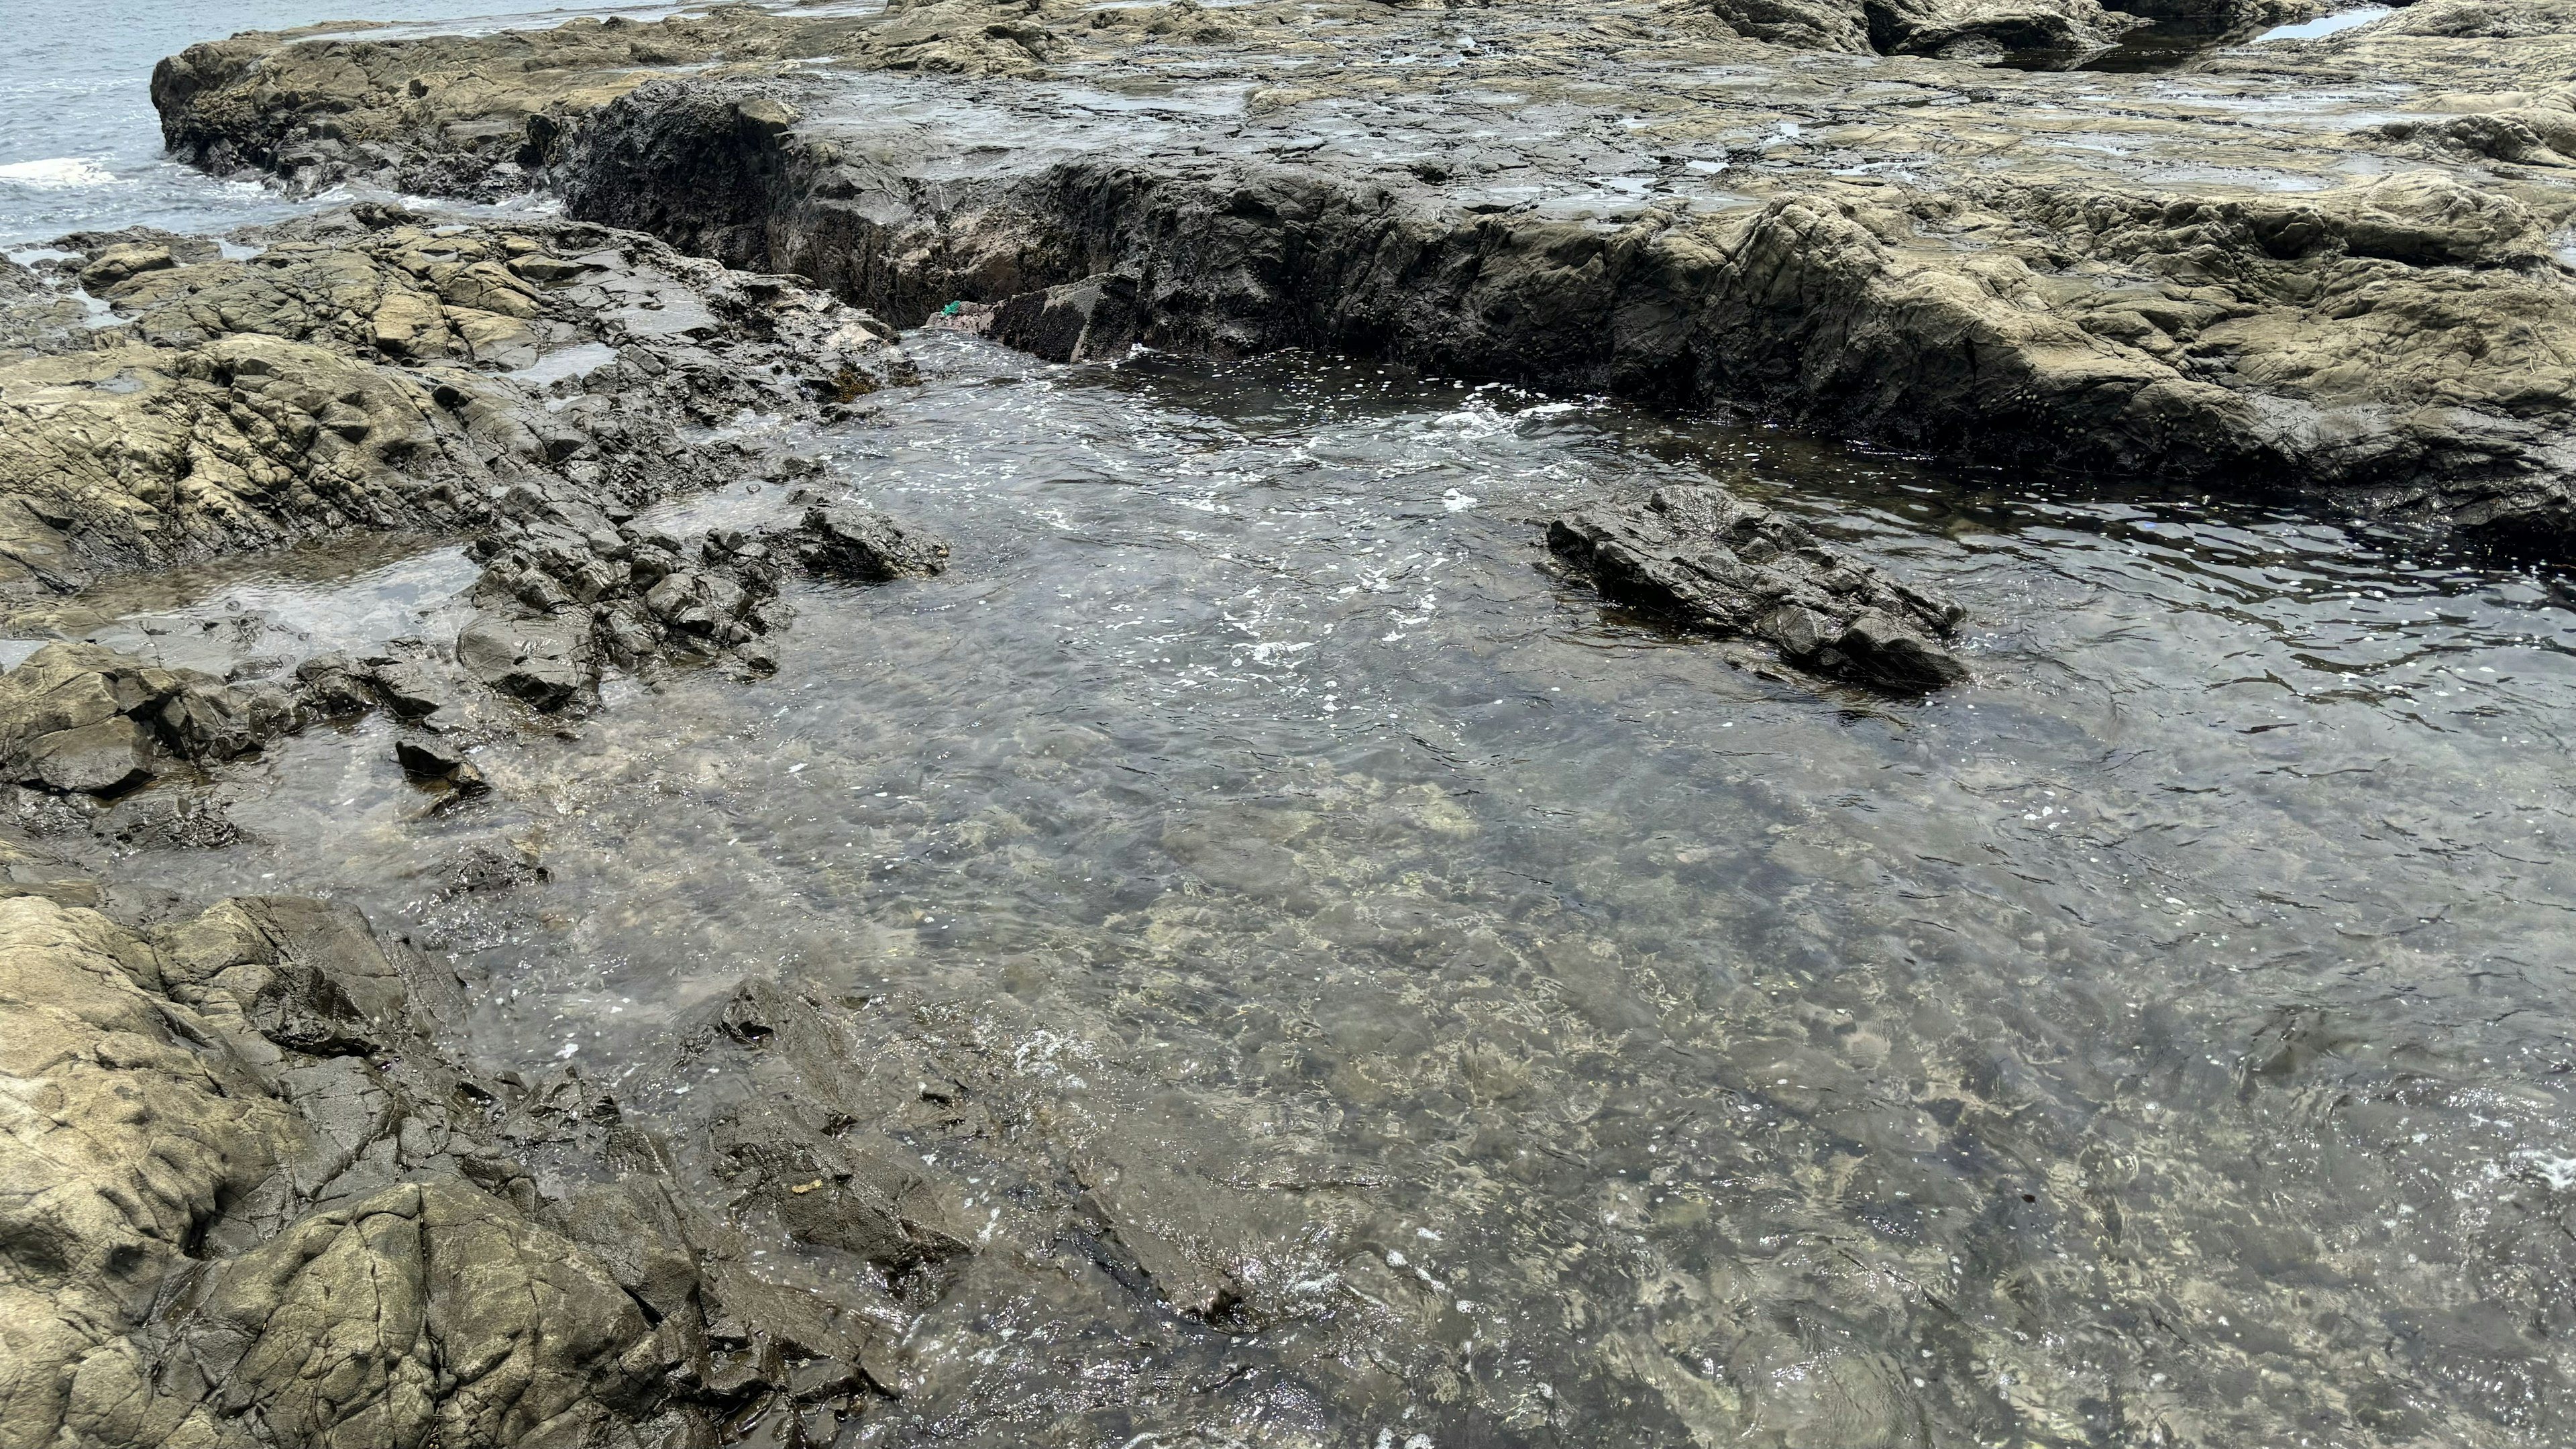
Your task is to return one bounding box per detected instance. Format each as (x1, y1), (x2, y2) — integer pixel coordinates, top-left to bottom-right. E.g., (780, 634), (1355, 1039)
(0, 643), (301, 797)
(1552, 485), (1970, 692)
(455, 480), (947, 711)
(0, 204), (908, 588)
(148, 4), (1057, 202)
(0, 843), (978, 1449)
(150, 0), (2576, 549)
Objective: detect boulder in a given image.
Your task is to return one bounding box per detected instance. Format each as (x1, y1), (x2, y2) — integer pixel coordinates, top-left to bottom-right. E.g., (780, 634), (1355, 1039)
(782, 502), (949, 583)
(456, 609), (596, 710)
(23, 717), (155, 795)
(1550, 485), (1969, 693)
(990, 272), (1144, 364)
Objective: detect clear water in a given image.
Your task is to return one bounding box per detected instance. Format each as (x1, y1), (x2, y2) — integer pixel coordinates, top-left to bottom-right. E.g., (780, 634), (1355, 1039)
(91, 337), (2576, 1448)
(11, 3), (2576, 1446)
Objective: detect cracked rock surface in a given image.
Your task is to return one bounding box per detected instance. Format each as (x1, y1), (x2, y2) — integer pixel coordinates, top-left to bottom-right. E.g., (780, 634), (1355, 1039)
(0, 842), (994, 1449)
(1551, 484), (1971, 692)
(0, 203), (908, 588)
(151, 0), (2576, 547)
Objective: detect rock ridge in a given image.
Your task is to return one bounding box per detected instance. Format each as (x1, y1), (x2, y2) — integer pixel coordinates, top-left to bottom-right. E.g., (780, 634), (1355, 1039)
(148, 0), (2576, 547)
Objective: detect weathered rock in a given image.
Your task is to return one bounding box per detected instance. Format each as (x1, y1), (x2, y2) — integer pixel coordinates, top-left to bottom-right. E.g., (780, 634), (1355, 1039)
(147, 0), (2576, 547)
(0, 643), (305, 796)
(780, 502), (951, 583)
(0, 845), (977, 1449)
(989, 272), (1144, 364)
(154, 1180), (655, 1449)
(1550, 485), (1970, 692)
(0, 205), (909, 586)
(392, 735), (470, 779)
(456, 608), (597, 710)
(22, 717), (154, 795)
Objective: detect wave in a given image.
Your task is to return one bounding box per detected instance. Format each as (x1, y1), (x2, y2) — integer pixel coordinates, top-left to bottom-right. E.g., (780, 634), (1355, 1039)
(0, 158), (117, 189)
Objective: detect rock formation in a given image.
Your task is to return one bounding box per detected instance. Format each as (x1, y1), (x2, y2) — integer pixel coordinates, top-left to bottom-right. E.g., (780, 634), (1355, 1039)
(148, 0), (2576, 549)
(0, 841), (973, 1449)
(0, 204), (908, 585)
(1552, 485), (1970, 692)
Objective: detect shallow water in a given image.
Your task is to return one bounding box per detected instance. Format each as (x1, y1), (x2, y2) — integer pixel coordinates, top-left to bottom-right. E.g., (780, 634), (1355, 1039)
(83, 335), (2576, 1446)
(11, 0), (2576, 1441)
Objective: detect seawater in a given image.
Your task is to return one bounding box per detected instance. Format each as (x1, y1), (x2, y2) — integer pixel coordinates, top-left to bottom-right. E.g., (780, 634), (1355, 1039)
(7, 5), (2576, 1447)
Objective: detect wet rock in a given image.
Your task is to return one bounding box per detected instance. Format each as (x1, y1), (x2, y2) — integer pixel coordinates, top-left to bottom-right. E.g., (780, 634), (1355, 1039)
(1550, 486), (1969, 692)
(433, 841), (548, 896)
(456, 608), (597, 710)
(0, 643), (305, 796)
(147, 0), (2576, 546)
(0, 845), (970, 1449)
(780, 502), (951, 582)
(990, 272), (1144, 364)
(392, 734), (482, 793)
(24, 716), (155, 795)
(363, 656), (454, 718)
(292, 655), (377, 716)
(154, 1180), (655, 1448)
(0, 205), (910, 585)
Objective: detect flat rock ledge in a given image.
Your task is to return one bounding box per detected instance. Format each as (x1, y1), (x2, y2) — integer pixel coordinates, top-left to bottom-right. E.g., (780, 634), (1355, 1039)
(1552, 485), (1971, 692)
(148, 0), (2576, 548)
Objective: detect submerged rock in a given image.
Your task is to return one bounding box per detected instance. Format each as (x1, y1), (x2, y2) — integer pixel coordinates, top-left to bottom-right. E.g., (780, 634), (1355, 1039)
(1551, 486), (1970, 692)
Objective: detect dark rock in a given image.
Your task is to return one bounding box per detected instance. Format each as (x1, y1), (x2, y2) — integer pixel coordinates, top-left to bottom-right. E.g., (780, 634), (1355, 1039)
(456, 609), (596, 710)
(781, 503), (949, 582)
(1550, 485), (1969, 693)
(145, 4), (2576, 547)
(394, 735), (470, 777)
(0, 644), (302, 800)
(25, 716), (155, 795)
(294, 656), (378, 716)
(990, 272), (1144, 364)
(365, 658), (454, 718)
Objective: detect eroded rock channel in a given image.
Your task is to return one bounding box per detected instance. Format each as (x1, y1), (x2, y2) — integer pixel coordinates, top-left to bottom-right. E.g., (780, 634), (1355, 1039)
(3, 1), (2576, 1447)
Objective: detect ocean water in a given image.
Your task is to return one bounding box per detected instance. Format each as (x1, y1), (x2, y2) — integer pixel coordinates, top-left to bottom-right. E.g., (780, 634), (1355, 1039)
(0, 0), (684, 243)
(9, 5), (2576, 1447)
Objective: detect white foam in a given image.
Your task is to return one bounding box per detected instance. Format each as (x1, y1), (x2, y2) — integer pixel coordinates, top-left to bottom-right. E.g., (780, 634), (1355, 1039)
(0, 158), (116, 189)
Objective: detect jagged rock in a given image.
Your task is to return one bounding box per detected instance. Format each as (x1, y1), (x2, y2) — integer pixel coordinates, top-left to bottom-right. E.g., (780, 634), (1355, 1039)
(0, 643), (305, 796)
(0, 205), (910, 586)
(0, 847), (983, 1449)
(1550, 486), (1969, 692)
(292, 656), (376, 716)
(392, 735), (472, 779)
(990, 272), (1144, 364)
(782, 502), (951, 583)
(456, 609), (597, 710)
(145, 0), (2576, 547)
(153, 1180), (655, 1449)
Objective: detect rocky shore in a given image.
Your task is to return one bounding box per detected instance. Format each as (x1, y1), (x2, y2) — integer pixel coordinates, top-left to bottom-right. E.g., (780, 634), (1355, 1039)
(0, 0), (2569, 1445)
(150, 0), (2576, 547)
(0, 828), (981, 1448)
